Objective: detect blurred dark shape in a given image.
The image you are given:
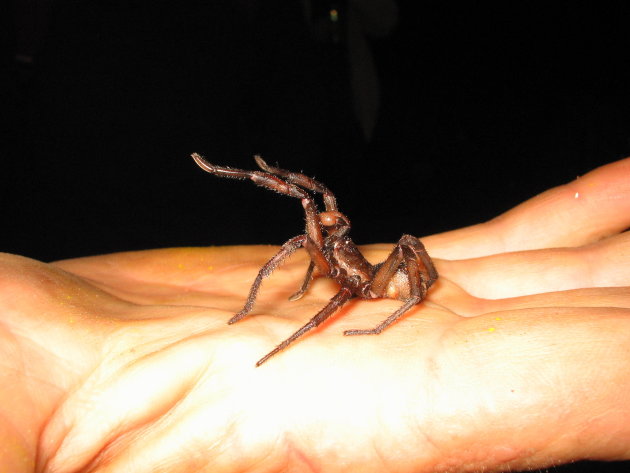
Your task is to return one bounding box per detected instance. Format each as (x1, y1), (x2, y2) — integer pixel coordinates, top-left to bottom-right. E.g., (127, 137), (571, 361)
(30, 2), (387, 173)
(304, 0), (399, 140)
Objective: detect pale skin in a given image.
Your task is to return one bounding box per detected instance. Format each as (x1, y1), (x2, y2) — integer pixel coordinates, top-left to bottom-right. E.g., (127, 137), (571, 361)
(2, 158), (630, 473)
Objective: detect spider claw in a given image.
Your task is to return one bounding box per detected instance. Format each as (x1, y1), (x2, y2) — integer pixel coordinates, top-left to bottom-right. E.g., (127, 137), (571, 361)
(256, 348), (279, 366)
(254, 155), (270, 171)
(288, 290), (305, 301)
(228, 311), (247, 324)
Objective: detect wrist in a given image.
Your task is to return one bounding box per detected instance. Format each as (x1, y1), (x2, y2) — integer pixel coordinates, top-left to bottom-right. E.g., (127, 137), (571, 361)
(0, 253), (107, 471)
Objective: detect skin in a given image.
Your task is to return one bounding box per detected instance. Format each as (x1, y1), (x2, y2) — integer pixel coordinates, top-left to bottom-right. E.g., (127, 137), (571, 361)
(1, 157), (630, 473)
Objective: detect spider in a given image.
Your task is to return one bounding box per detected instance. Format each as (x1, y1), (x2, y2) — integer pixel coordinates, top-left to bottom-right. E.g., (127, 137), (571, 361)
(191, 153), (438, 366)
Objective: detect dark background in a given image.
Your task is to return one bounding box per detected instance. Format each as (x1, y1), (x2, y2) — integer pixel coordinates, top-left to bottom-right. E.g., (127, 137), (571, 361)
(2, 2), (629, 263)
(1, 2), (630, 472)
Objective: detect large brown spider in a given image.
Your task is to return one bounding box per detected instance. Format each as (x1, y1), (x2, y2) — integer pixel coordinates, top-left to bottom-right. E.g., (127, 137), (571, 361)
(191, 153), (438, 366)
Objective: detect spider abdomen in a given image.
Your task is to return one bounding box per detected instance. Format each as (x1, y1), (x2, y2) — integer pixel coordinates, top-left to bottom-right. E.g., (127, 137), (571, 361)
(384, 269), (412, 300)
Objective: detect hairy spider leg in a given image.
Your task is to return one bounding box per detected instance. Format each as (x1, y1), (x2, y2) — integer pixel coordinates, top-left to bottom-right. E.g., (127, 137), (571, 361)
(191, 153), (327, 249)
(372, 234), (437, 292)
(191, 153), (307, 199)
(253, 156), (345, 299)
(254, 156), (338, 211)
(344, 235), (438, 335)
(192, 153), (341, 299)
(288, 261), (315, 301)
(229, 235), (307, 323)
(228, 233), (332, 324)
(290, 208), (357, 300)
(191, 153), (335, 319)
(368, 246), (405, 298)
(408, 235), (439, 288)
(256, 286), (354, 366)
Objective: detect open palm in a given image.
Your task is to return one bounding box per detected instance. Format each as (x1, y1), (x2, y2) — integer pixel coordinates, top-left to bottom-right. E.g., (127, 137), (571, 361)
(2, 158), (629, 473)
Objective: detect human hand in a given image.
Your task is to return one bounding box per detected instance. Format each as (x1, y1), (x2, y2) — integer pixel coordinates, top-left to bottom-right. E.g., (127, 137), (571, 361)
(1, 158), (629, 473)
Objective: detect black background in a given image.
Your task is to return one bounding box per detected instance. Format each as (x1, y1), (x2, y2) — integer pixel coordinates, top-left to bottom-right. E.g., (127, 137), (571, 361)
(2, 2), (629, 262)
(1, 2), (630, 472)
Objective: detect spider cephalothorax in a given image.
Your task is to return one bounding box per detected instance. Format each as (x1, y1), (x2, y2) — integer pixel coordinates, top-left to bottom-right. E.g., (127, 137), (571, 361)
(191, 153), (438, 366)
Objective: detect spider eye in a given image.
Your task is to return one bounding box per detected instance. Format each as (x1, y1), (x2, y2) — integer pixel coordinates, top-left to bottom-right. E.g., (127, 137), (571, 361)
(319, 211), (346, 227)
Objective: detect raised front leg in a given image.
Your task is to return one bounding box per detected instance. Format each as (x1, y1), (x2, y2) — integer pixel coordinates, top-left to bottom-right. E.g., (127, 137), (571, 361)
(254, 156), (338, 211)
(191, 153), (327, 248)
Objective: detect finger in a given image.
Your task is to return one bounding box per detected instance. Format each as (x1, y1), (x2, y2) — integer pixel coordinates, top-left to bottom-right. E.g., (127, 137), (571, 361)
(484, 286), (630, 313)
(440, 231), (630, 299)
(432, 305), (630, 468)
(437, 283), (630, 318)
(425, 157), (630, 259)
